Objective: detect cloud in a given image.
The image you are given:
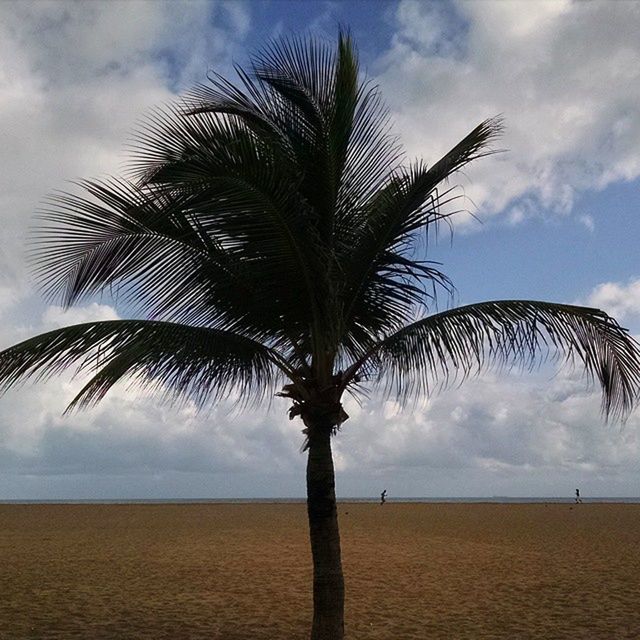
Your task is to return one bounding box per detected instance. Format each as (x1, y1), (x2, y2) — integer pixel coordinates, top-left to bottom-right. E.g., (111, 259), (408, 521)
(1, 1), (248, 86)
(577, 214), (595, 233)
(3, 357), (638, 497)
(335, 369), (639, 496)
(0, 390), (299, 477)
(0, 1), (259, 496)
(41, 303), (120, 328)
(585, 278), (640, 323)
(0, 297), (304, 485)
(0, 0), (249, 285)
(377, 0), (640, 224)
(0, 370), (302, 490)
(1, 302), (637, 497)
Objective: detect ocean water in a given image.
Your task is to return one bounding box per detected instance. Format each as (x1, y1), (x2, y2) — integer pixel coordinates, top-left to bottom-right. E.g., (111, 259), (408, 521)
(1, 497), (639, 504)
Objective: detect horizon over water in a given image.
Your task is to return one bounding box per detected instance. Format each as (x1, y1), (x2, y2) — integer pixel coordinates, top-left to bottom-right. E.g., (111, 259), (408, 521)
(2, 497), (640, 504)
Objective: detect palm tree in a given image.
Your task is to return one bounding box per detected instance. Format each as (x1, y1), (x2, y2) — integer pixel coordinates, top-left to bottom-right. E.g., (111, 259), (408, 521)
(1, 33), (639, 640)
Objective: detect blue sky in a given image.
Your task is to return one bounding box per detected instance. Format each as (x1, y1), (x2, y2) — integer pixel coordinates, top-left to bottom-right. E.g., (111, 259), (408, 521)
(0, 0), (639, 499)
(429, 180), (640, 307)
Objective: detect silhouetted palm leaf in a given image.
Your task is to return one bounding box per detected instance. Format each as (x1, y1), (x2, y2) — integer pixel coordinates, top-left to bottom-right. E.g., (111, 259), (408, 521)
(344, 300), (640, 420)
(0, 320), (284, 411)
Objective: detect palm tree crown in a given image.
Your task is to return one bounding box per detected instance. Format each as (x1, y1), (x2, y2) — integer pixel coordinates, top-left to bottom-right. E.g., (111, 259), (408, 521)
(3, 33), (637, 425)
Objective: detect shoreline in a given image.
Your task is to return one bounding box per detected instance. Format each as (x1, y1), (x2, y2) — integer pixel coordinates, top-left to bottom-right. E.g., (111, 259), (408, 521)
(2, 496), (640, 504)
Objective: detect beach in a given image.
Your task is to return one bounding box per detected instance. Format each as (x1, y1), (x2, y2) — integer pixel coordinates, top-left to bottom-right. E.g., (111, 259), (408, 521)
(1, 502), (639, 639)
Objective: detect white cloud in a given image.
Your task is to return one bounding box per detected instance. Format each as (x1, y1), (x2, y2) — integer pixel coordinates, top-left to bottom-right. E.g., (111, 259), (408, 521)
(4, 358), (638, 497)
(585, 278), (640, 322)
(335, 370), (639, 496)
(0, 0), (249, 325)
(577, 214), (595, 233)
(41, 302), (120, 328)
(378, 0), (640, 224)
(0, 296), (302, 482)
(0, 1), (258, 496)
(0, 0), (252, 351)
(0, 0), (249, 283)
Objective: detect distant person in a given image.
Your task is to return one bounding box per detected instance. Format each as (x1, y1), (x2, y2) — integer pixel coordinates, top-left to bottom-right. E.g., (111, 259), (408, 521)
(575, 488), (582, 504)
(380, 489), (387, 505)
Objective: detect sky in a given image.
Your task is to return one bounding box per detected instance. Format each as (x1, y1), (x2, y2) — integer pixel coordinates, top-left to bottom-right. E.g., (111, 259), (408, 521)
(1, 0), (639, 499)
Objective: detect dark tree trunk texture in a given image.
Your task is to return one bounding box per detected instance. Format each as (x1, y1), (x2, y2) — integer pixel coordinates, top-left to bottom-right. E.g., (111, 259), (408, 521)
(306, 422), (345, 640)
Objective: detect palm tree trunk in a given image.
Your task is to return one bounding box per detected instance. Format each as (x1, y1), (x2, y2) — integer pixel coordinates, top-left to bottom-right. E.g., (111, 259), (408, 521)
(306, 423), (345, 640)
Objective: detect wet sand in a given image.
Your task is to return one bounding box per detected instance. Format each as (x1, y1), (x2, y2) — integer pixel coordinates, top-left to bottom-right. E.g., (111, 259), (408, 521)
(1, 502), (639, 639)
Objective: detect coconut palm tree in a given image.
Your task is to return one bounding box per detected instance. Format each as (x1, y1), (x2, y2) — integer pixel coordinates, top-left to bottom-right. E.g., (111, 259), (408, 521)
(1, 33), (639, 640)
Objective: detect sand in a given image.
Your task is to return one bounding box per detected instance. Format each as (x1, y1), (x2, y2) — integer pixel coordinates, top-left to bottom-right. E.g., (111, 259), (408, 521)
(1, 502), (639, 639)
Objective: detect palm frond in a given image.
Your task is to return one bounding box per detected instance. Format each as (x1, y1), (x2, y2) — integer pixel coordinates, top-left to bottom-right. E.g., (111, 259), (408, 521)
(0, 320), (286, 411)
(184, 32), (401, 248)
(342, 117), (502, 269)
(33, 169), (326, 343)
(345, 300), (640, 420)
(334, 118), (502, 349)
(32, 179), (209, 305)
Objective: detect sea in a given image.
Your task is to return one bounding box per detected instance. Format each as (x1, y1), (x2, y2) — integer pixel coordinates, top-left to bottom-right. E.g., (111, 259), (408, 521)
(1, 497), (639, 504)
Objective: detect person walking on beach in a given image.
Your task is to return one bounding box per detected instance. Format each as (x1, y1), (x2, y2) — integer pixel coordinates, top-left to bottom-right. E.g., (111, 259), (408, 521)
(575, 488), (582, 504)
(380, 489), (387, 505)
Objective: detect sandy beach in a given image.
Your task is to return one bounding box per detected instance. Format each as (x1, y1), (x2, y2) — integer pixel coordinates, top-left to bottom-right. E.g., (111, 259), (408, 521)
(1, 502), (639, 639)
